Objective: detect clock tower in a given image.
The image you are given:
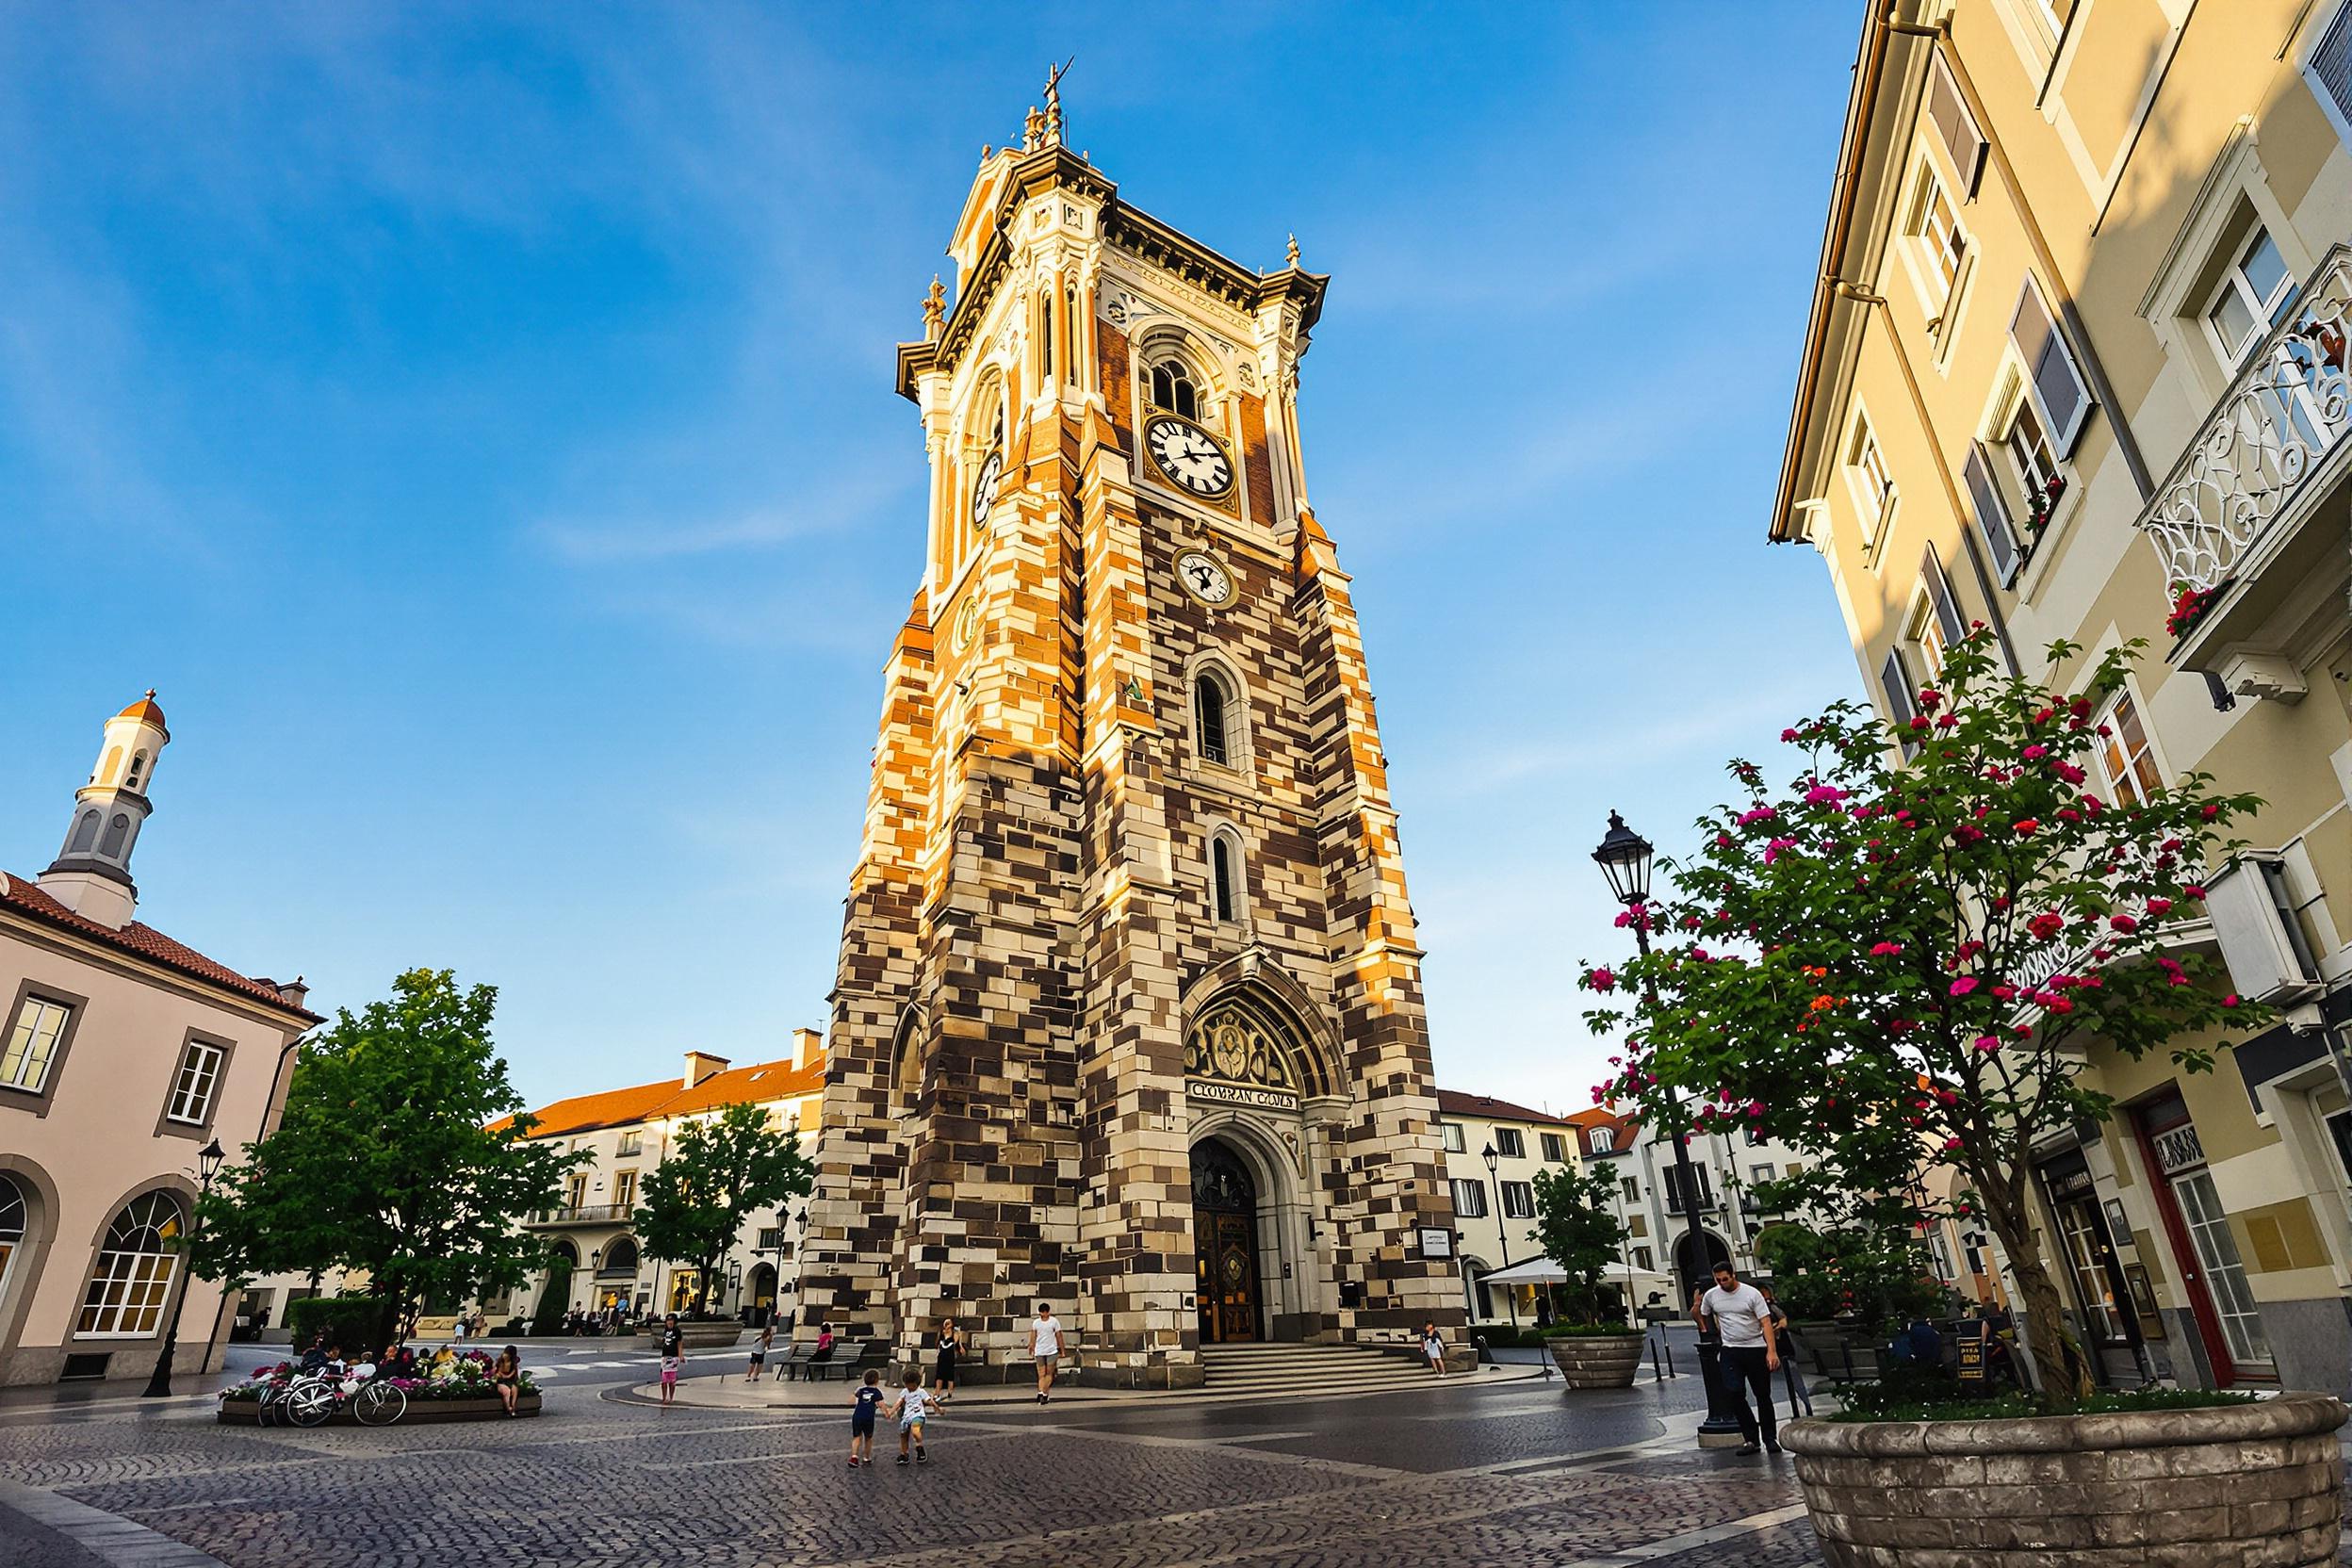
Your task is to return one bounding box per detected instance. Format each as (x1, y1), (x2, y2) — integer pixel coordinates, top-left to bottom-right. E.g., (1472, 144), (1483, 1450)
(799, 85), (1466, 1387)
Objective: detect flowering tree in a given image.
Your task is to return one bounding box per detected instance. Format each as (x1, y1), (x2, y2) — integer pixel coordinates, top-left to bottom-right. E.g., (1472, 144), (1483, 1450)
(1581, 629), (2263, 1396)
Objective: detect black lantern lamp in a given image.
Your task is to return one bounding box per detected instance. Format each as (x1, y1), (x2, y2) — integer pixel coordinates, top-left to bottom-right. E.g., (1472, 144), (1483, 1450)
(1592, 809), (1655, 907)
(143, 1138), (227, 1398)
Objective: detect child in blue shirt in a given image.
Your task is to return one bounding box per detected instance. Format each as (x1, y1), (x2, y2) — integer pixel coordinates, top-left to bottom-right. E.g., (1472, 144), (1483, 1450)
(848, 1369), (883, 1467)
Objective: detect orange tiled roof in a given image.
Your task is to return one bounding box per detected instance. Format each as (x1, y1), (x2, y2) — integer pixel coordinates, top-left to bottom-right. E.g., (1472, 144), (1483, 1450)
(117, 692), (169, 731)
(0, 872), (319, 1021)
(1435, 1088), (1564, 1126)
(502, 1051), (829, 1138)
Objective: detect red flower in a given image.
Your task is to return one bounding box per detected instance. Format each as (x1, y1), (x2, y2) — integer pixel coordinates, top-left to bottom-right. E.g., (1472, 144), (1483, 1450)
(2013, 819), (2040, 836)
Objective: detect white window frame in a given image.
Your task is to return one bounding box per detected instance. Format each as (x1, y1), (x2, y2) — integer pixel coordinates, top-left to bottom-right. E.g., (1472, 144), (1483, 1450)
(1540, 1132), (1567, 1164)
(1493, 1127), (1525, 1160)
(1899, 155), (1968, 325)
(2093, 684), (2165, 808)
(1588, 1127), (1615, 1153)
(2199, 222), (2297, 370)
(74, 1193), (184, 1340)
(164, 1038), (225, 1126)
(1500, 1181), (1536, 1220)
(1842, 408), (1896, 551)
(1, 996), (72, 1094)
(1451, 1178), (1489, 1219)
(1441, 1121), (1465, 1154)
(2008, 276), (2091, 457)
(1183, 650), (1254, 780)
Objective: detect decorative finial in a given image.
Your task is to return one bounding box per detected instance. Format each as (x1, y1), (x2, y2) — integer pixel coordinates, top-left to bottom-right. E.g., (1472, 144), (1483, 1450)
(1042, 57), (1072, 147)
(923, 275), (946, 341)
(144, 688), (157, 700)
(980, 142), (991, 160)
(1285, 234), (1300, 268)
(1022, 105), (1044, 151)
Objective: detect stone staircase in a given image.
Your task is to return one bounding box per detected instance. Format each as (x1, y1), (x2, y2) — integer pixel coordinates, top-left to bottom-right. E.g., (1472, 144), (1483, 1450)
(1198, 1341), (1437, 1397)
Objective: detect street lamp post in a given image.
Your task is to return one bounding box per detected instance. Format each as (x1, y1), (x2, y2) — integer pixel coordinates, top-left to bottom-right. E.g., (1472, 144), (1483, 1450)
(1593, 811), (1746, 1446)
(144, 1137), (226, 1398)
(1479, 1144), (1521, 1333)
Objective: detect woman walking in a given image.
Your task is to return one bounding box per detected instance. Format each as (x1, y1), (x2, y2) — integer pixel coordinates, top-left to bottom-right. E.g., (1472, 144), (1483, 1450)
(931, 1316), (962, 1403)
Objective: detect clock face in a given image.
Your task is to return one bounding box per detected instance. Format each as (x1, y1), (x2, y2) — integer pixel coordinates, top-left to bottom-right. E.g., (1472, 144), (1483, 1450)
(970, 449), (1003, 532)
(1144, 416), (1233, 498)
(1175, 550), (1233, 607)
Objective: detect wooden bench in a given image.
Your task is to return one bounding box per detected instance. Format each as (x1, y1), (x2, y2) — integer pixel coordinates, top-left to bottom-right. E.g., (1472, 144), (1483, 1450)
(802, 1340), (887, 1382)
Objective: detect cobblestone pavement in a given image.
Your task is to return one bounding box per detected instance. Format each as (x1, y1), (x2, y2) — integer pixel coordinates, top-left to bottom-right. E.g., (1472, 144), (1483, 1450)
(0, 1364), (2342, 1568)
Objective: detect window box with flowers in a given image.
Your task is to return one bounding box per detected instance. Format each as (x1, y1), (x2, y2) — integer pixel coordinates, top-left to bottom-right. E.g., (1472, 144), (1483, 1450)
(2165, 581), (2225, 640)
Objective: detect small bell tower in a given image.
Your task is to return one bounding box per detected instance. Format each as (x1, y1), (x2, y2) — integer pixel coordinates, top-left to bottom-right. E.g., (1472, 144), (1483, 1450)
(39, 691), (171, 929)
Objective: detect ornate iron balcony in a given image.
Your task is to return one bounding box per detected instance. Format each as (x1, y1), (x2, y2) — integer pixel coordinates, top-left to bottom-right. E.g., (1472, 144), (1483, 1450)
(2139, 244), (2352, 595)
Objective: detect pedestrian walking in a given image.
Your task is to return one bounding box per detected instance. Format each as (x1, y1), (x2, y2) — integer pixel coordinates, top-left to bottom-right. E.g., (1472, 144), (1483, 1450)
(1026, 1302), (1063, 1404)
(1420, 1319), (1450, 1376)
(746, 1321), (774, 1382)
(931, 1316), (961, 1403)
(1759, 1285), (1813, 1417)
(889, 1370), (934, 1465)
(451, 1314), (468, 1348)
(848, 1369), (883, 1468)
(1695, 1261), (1782, 1454)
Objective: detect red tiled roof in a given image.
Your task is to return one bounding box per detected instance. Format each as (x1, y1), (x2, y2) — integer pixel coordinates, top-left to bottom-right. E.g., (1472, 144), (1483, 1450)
(1566, 1106), (1641, 1152)
(501, 1051), (830, 1139)
(0, 871), (319, 1021)
(1435, 1088), (1566, 1126)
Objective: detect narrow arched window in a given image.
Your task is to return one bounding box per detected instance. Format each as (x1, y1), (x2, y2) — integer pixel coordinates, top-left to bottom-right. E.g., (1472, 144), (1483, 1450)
(99, 748), (122, 786)
(1150, 360), (1198, 420)
(1211, 835), (1238, 923)
(99, 814), (130, 858)
(1195, 673), (1230, 766)
(126, 751), (147, 791)
(68, 810), (101, 855)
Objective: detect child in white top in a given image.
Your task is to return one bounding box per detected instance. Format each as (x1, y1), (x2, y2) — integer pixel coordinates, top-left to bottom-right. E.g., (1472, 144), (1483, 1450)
(889, 1370), (933, 1465)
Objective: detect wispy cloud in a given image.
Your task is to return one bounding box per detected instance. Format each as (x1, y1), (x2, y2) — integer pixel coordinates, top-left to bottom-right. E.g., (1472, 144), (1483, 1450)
(533, 466), (911, 564)
(1426, 678), (1820, 798)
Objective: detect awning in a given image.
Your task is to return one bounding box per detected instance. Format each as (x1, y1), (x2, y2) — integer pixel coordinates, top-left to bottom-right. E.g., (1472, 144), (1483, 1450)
(1478, 1257), (1675, 1293)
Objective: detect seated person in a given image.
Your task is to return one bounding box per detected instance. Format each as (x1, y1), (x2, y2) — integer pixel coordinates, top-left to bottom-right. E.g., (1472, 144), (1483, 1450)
(297, 1333), (329, 1373)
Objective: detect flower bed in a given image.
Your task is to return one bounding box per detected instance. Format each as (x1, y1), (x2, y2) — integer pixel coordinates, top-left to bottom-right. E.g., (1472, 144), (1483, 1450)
(220, 1348), (542, 1421)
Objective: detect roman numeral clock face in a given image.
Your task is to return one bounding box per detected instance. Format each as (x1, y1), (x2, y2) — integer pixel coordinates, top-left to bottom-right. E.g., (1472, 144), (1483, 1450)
(1144, 416), (1233, 499)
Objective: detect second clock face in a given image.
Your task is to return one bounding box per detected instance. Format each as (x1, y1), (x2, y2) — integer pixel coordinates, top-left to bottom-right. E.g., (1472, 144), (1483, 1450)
(1175, 550), (1233, 606)
(1144, 416), (1234, 498)
(970, 449), (1003, 532)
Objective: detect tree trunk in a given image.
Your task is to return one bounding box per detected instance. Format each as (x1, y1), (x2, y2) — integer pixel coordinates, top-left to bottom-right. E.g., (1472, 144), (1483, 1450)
(1978, 1170), (2092, 1399)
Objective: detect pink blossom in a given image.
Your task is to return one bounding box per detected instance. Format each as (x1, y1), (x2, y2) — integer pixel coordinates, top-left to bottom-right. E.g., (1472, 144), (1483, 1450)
(1805, 784), (1847, 806)
(1764, 837), (1796, 865)
(1919, 689), (1944, 710)
(2109, 914), (2139, 934)
(1736, 807), (1777, 826)
(1936, 713), (1958, 729)
(1950, 977), (1979, 997)
(2146, 898), (2172, 915)
(1870, 940), (1903, 956)
(1973, 1036), (2000, 1053)
(2202, 804), (2222, 820)
(2053, 762), (2086, 784)
(1910, 715), (1930, 731)
(1589, 967), (1616, 993)
(2183, 885), (2207, 901)
(2022, 744), (2048, 760)
(1943, 1138), (1963, 1152)
(2223, 994), (2241, 1008)
(1747, 1101), (1765, 1118)
(2013, 819), (2040, 836)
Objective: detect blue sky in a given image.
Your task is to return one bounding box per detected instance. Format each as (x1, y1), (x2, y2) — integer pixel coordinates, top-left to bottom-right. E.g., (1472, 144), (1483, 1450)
(0, 2), (1865, 1115)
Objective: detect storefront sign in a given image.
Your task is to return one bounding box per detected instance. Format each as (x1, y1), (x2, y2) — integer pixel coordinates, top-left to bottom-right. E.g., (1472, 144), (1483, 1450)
(2044, 1166), (2096, 1200)
(1417, 1226), (1453, 1260)
(1186, 1079), (1299, 1114)
(1956, 1324), (1988, 1387)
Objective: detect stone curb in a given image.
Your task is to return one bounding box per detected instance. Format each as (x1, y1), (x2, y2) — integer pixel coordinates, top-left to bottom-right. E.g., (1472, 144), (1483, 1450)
(0, 1478), (230, 1568)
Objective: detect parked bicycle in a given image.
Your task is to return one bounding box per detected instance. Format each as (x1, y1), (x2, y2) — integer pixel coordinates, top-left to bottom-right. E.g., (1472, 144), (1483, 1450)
(255, 1363), (407, 1429)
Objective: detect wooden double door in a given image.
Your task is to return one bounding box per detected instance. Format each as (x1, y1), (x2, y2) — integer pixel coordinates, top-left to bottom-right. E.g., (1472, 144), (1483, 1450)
(1192, 1138), (1264, 1344)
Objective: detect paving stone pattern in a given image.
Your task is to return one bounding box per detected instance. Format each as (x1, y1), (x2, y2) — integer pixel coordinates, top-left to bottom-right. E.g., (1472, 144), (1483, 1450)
(6, 1388), (2352, 1567)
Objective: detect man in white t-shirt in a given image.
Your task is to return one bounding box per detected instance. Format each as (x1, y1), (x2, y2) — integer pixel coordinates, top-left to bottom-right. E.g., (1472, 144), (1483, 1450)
(1694, 1261), (1782, 1453)
(1026, 1303), (1065, 1405)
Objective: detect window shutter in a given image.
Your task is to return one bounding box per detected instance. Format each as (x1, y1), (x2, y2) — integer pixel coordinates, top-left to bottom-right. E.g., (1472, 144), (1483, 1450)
(1963, 444), (2020, 584)
(2009, 278), (2092, 455)
(1921, 548), (1966, 646)
(1880, 647), (1920, 756)
(2312, 2), (2352, 134)
(1925, 54), (1986, 197)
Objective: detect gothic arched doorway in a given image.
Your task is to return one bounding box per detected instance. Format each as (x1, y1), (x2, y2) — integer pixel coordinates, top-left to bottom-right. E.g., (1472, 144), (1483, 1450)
(1192, 1138), (1263, 1344)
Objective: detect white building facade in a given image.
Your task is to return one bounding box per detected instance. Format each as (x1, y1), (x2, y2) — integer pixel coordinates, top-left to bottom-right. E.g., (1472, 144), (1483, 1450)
(1432, 1090), (1583, 1328)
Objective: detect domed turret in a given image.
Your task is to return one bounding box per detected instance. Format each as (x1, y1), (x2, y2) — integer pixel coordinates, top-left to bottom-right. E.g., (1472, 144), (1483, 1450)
(38, 691), (172, 929)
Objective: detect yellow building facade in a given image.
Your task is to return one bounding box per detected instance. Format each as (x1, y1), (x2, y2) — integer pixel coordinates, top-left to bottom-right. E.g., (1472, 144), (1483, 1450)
(1773, 0), (2352, 1390)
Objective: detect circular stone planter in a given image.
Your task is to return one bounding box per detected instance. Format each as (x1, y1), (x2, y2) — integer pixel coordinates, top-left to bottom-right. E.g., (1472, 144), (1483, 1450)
(636, 1321), (744, 1349)
(1783, 1392), (2348, 1567)
(219, 1393), (541, 1426)
(1544, 1332), (1646, 1389)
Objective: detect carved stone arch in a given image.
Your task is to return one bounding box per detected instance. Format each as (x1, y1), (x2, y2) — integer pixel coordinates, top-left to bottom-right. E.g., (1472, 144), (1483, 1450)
(1200, 814), (1251, 928)
(0, 1155), (61, 1374)
(1180, 954), (1343, 1102)
(1132, 323), (1227, 428)
(890, 1004), (926, 1112)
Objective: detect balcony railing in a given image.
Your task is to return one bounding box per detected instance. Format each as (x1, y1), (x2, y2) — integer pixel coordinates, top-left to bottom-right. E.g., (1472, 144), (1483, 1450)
(2139, 244), (2352, 595)
(529, 1202), (632, 1226)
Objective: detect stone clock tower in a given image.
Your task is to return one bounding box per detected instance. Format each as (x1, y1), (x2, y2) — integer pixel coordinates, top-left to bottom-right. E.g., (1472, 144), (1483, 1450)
(798, 85), (1465, 1387)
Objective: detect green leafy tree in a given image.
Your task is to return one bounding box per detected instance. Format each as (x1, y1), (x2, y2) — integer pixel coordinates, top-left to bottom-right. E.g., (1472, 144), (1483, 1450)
(194, 969), (586, 1335)
(1579, 630), (2265, 1396)
(1528, 1164), (1631, 1326)
(634, 1101), (813, 1319)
